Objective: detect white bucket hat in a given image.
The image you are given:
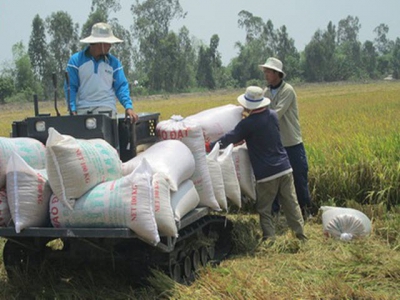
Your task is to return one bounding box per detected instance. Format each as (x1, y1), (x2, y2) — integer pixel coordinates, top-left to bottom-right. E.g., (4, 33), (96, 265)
(237, 86), (271, 110)
(80, 22), (123, 44)
(259, 57), (286, 78)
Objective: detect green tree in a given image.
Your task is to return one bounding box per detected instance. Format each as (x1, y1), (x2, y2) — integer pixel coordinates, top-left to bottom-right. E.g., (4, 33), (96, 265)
(391, 38), (400, 79)
(376, 54), (392, 77)
(196, 46), (214, 89)
(160, 32), (181, 91)
(322, 22), (337, 81)
(361, 40), (378, 78)
(303, 30), (326, 82)
(131, 0), (187, 92)
(28, 15), (48, 82)
(46, 11), (79, 82)
(90, 0), (121, 14)
(12, 42), (42, 101)
(237, 11), (275, 56)
(0, 75), (14, 104)
(175, 26), (196, 90)
(336, 16), (362, 80)
(196, 35), (223, 89)
(230, 39), (266, 87)
(303, 22), (341, 82)
(237, 10), (264, 43)
(131, 0), (185, 39)
(260, 20), (277, 56)
(373, 23), (394, 77)
(232, 11), (277, 86)
(374, 23), (392, 55)
(234, 11), (300, 84)
(337, 15), (361, 45)
(109, 21), (134, 80)
(275, 25), (300, 80)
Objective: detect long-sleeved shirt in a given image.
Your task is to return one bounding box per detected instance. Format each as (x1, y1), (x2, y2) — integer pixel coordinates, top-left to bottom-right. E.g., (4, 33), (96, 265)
(211, 109), (292, 182)
(64, 47), (133, 113)
(263, 81), (302, 147)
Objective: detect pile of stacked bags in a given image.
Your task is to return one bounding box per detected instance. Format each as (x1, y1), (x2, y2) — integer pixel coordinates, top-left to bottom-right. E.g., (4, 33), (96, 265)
(0, 104), (257, 246)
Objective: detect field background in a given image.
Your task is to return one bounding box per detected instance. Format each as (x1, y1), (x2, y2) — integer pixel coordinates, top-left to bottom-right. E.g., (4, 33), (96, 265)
(0, 81), (399, 299)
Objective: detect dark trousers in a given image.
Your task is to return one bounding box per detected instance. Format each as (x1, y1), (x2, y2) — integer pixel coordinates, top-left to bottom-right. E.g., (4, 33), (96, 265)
(272, 143), (311, 213)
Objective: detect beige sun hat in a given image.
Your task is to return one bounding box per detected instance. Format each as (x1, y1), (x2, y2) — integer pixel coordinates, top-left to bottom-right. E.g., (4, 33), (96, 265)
(237, 86), (271, 110)
(80, 22), (123, 44)
(259, 57), (286, 78)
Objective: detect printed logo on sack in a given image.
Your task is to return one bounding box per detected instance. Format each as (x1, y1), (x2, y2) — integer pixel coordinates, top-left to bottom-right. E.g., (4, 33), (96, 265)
(105, 69), (112, 75)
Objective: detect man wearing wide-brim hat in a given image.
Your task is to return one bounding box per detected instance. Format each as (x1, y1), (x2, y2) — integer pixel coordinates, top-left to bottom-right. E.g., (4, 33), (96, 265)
(259, 57), (312, 221)
(64, 22), (138, 122)
(207, 86), (306, 243)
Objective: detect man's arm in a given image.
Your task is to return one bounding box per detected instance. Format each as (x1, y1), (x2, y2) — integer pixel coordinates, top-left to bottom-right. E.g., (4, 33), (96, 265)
(113, 62), (138, 123)
(210, 120), (247, 150)
(64, 63), (79, 114)
(113, 63), (132, 110)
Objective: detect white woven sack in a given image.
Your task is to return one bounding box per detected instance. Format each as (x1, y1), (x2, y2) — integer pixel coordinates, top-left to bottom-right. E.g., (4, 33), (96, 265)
(136, 142), (155, 154)
(122, 140), (195, 192)
(207, 143), (227, 210)
(0, 137), (45, 188)
(6, 152), (51, 233)
(157, 116), (220, 210)
(232, 144), (256, 201)
(0, 187), (12, 227)
(46, 127), (122, 210)
(321, 206), (372, 241)
(152, 173), (178, 237)
(171, 179), (200, 222)
(185, 104), (244, 143)
(218, 144), (241, 208)
(49, 159), (160, 245)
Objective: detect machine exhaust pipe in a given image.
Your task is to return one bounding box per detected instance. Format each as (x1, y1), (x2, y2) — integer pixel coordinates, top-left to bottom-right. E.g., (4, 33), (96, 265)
(52, 72), (61, 116)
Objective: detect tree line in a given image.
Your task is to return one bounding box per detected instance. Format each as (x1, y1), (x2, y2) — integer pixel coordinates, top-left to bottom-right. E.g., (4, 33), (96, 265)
(0, 0), (399, 104)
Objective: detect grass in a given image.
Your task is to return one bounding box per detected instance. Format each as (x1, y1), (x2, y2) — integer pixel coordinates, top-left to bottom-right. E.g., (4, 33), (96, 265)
(0, 81), (399, 299)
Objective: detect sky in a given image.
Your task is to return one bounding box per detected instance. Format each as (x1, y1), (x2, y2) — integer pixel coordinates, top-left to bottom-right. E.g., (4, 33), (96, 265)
(1, 0), (399, 66)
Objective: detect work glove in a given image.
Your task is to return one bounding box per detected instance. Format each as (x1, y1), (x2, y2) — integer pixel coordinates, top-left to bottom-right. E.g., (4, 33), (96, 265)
(205, 142), (211, 153)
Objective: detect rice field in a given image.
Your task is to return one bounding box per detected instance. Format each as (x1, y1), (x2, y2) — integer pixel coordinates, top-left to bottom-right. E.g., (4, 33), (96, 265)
(0, 81), (399, 299)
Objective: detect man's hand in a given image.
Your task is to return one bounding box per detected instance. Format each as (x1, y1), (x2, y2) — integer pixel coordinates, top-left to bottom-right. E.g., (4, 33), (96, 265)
(125, 108), (138, 124)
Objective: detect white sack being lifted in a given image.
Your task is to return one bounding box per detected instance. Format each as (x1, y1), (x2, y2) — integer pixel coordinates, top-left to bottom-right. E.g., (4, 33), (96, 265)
(152, 173), (178, 237)
(185, 104), (244, 143)
(49, 159), (160, 245)
(46, 128), (122, 210)
(122, 140), (195, 192)
(321, 206), (372, 241)
(0, 188), (12, 227)
(232, 144), (257, 201)
(6, 152), (51, 233)
(171, 179), (200, 222)
(157, 116), (220, 210)
(0, 137), (46, 189)
(206, 143), (227, 210)
(218, 144), (241, 208)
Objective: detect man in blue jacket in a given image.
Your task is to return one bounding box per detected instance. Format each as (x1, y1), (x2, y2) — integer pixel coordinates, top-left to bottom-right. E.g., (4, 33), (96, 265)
(64, 22), (138, 123)
(207, 86), (306, 242)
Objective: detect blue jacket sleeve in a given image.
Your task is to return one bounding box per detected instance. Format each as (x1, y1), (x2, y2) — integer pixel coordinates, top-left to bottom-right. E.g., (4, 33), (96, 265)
(210, 120), (247, 149)
(113, 61), (133, 110)
(64, 58), (79, 112)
